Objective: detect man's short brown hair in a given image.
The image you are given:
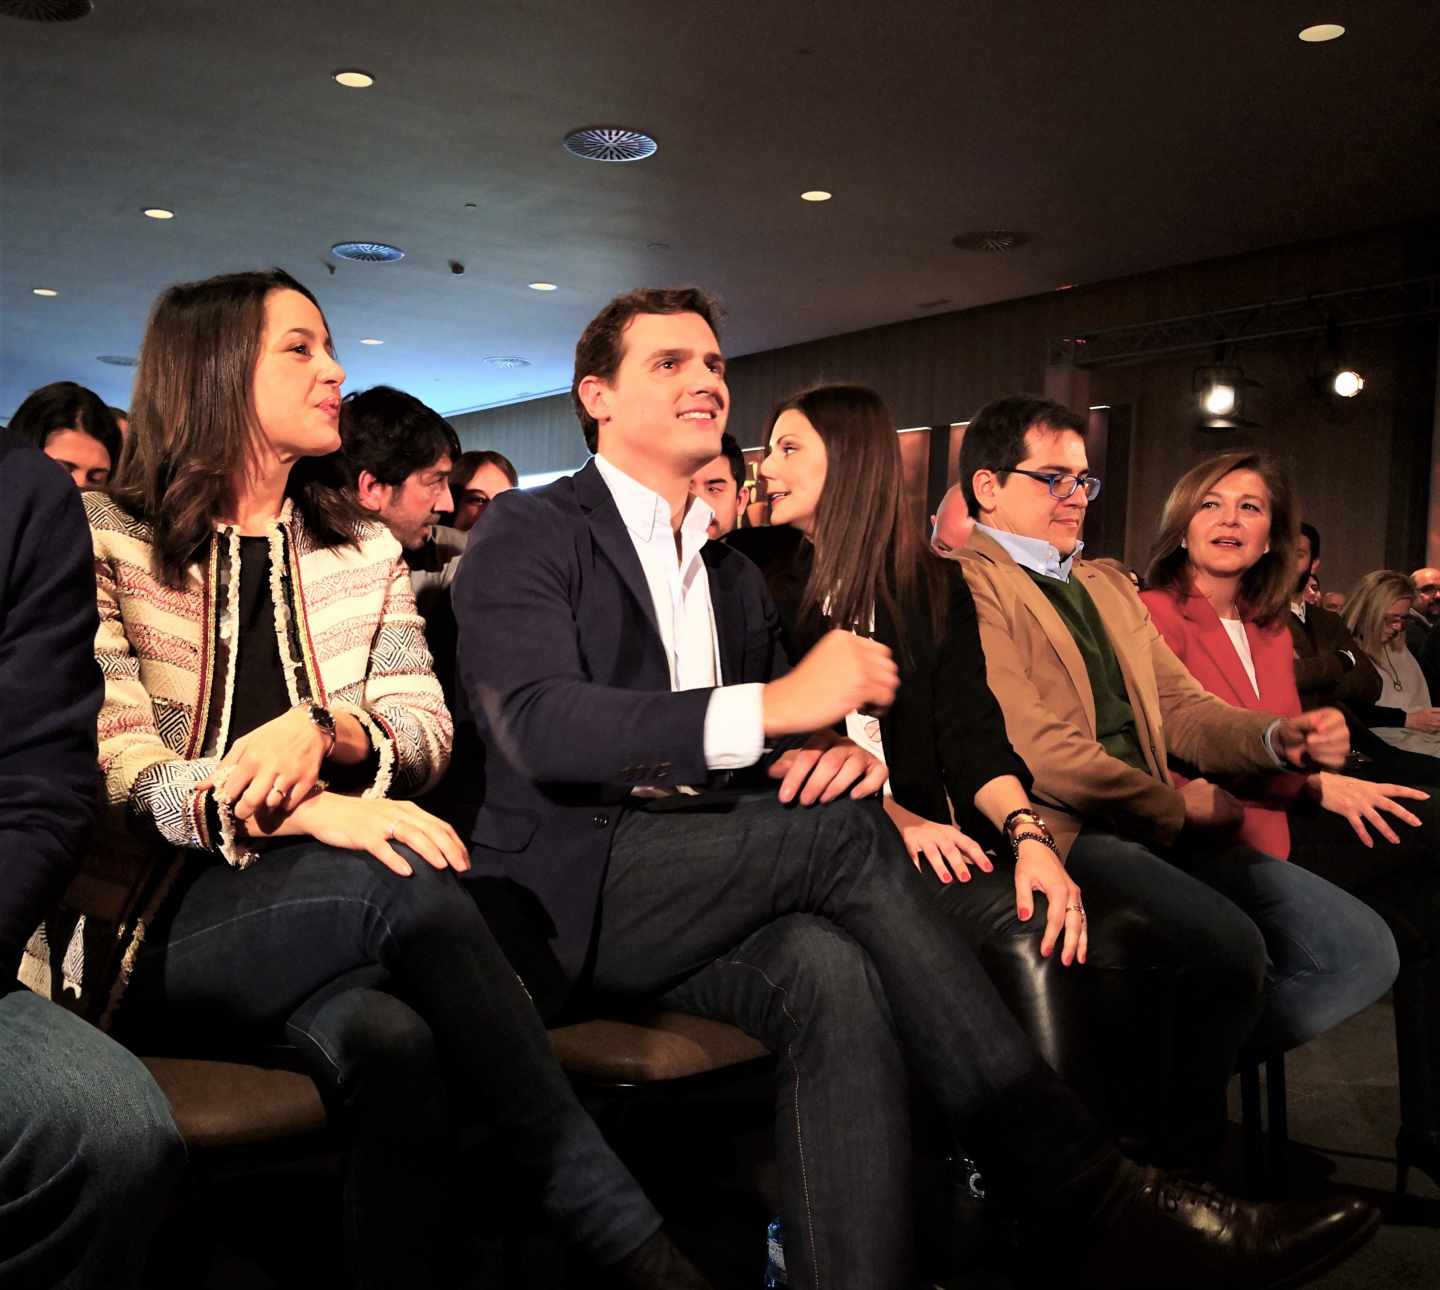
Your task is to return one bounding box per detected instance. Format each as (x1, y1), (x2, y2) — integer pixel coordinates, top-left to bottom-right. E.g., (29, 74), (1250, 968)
(571, 286), (723, 453)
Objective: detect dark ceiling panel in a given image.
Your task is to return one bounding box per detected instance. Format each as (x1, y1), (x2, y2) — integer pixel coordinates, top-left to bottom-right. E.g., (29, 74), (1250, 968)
(3, 0), (1438, 417)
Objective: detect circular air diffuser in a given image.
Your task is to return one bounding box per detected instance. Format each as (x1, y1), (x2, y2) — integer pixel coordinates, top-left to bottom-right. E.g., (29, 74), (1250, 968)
(951, 230), (1030, 252)
(97, 355), (138, 367)
(482, 356), (531, 369)
(562, 127), (658, 163)
(0, 0), (93, 20)
(330, 241), (405, 263)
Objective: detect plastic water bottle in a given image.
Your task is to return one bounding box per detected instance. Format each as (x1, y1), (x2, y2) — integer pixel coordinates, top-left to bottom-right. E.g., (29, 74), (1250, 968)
(764, 1217), (787, 1286)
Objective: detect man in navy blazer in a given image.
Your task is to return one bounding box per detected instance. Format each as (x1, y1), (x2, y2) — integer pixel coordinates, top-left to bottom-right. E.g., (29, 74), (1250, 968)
(451, 288), (1377, 1290)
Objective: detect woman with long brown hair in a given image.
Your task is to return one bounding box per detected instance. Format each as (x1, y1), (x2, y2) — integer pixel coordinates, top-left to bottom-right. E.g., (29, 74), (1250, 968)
(41, 268), (705, 1289)
(1142, 450), (1440, 1192)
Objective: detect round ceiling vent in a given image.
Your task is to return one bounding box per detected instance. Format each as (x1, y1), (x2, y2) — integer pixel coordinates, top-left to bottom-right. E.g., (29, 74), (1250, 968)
(97, 354), (138, 367)
(562, 126), (658, 163)
(330, 241), (405, 263)
(951, 229), (1030, 252)
(0, 0), (93, 20)
(482, 356), (531, 369)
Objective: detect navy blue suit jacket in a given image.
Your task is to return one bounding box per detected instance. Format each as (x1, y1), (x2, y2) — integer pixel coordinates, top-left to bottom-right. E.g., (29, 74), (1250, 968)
(0, 439), (102, 991)
(451, 460), (789, 1016)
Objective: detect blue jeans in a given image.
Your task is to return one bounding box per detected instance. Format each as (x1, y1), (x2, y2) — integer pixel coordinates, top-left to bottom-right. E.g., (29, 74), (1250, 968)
(122, 841), (660, 1285)
(0, 987), (185, 1290)
(1067, 831), (1399, 1076)
(585, 794), (1111, 1290)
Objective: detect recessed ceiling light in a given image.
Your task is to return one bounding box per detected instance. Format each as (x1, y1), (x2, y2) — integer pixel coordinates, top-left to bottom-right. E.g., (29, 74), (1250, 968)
(801, 190), (833, 202)
(142, 207), (174, 220)
(528, 281), (558, 292)
(360, 338), (384, 346)
(1298, 23), (1345, 42)
(483, 356), (532, 369)
(32, 287), (58, 297)
(562, 126), (658, 162)
(97, 355), (138, 367)
(330, 241), (405, 263)
(333, 69), (374, 88)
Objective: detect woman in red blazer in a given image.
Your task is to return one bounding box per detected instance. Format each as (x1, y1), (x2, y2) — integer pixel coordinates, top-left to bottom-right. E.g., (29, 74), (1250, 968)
(1141, 449), (1440, 1193)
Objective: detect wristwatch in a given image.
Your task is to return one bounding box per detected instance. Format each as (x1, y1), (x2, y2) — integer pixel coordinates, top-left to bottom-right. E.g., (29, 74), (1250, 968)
(299, 701), (337, 755)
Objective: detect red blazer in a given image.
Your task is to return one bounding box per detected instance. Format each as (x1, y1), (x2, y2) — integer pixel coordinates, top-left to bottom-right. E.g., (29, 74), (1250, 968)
(1140, 587), (1306, 859)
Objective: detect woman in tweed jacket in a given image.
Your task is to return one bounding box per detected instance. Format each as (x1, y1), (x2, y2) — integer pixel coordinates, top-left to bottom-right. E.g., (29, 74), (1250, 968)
(74, 269), (697, 1290)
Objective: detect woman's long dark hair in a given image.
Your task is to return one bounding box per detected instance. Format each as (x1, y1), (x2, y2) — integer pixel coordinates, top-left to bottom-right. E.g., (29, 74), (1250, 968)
(110, 268), (362, 587)
(8, 381), (122, 469)
(1144, 450), (1298, 627)
(774, 383), (947, 664)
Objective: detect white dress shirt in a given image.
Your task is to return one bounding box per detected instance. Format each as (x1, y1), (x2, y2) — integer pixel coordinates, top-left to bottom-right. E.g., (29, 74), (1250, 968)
(592, 454), (764, 773)
(1219, 618), (1260, 698)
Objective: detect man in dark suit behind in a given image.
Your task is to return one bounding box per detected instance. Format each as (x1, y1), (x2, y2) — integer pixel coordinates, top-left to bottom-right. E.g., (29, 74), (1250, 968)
(451, 287), (1376, 1290)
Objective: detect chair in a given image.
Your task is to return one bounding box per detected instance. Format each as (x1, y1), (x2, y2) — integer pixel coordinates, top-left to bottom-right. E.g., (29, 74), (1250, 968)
(1239, 1051), (1290, 1194)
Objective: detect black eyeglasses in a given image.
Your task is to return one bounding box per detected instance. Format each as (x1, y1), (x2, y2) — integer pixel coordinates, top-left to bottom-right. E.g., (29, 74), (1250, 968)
(995, 468), (1103, 501)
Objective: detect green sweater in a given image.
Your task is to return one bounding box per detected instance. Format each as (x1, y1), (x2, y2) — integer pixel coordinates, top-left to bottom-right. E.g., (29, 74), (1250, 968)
(1025, 568), (1149, 773)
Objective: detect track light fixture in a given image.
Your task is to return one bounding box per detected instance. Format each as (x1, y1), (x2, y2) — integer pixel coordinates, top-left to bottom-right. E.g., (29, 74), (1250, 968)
(1330, 369), (1365, 399)
(1194, 363), (1259, 430)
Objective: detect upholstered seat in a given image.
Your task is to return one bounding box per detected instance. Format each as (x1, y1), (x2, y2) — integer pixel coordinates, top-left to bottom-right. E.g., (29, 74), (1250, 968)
(141, 1056), (329, 1152)
(548, 1011), (770, 1085)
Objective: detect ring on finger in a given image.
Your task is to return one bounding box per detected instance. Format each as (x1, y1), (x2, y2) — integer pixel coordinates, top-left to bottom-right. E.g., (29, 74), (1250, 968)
(269, 775), (288, 798)
(385, 822), (397, 840)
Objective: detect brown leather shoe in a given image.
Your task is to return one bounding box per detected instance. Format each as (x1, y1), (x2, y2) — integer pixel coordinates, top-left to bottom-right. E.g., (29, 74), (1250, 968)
(1081, 1165), (1380, 1289)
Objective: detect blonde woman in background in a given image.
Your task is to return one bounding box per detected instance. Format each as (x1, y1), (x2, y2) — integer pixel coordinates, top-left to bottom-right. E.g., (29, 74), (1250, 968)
(1345, 571), (1440, 757)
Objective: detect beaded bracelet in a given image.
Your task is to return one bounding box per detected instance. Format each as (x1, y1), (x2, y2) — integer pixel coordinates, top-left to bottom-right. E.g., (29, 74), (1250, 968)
(1009, 830), (1061, 863)
(1002, 808), (1060, 863)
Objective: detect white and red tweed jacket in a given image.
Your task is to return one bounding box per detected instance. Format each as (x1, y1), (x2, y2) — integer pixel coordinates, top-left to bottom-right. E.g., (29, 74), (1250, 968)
(20, 492), (452, 1022)
(88, 490), (452, 862)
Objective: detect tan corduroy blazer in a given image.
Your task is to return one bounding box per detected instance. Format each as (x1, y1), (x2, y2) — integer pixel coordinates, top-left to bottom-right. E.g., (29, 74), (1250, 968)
(957, 528), (1278, 857)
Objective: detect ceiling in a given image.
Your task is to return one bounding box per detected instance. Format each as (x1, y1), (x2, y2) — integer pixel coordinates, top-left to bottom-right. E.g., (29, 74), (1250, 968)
(3, 0), (1438, 420)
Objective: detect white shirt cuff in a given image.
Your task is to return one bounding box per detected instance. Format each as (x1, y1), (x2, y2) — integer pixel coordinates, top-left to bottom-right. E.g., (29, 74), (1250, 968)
(703, 683), (766, 770)
(1262, 719), (1288, 769)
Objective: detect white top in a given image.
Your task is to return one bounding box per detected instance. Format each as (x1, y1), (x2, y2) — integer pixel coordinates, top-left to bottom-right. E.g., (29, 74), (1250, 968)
(592, 454), (764, 774)
(1374, 643), (1432, 711)
(1220, 618), (1260, 698)
(1370, 643), (1440, 755)
(843, 710), (891, 796)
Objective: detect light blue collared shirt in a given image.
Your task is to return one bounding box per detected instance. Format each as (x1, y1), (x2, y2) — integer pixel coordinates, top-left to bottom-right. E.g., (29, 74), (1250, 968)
(974, 523), (1084, 583)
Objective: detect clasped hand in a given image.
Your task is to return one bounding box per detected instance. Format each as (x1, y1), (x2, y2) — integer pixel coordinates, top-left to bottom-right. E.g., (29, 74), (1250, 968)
(243, 792), (470, 877)
(890, 803), (1086, 966)
(200, 707), (330, 821)
(768, 729), (889, 804)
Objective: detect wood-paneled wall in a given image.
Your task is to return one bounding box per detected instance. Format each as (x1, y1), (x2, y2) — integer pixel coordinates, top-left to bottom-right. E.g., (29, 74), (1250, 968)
(450, 219), (1440, 594)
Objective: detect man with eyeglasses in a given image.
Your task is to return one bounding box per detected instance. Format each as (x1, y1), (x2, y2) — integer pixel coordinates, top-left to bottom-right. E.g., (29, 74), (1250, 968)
(1405, 567), (1440, 699)
(955, 395), (1378, 1167)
